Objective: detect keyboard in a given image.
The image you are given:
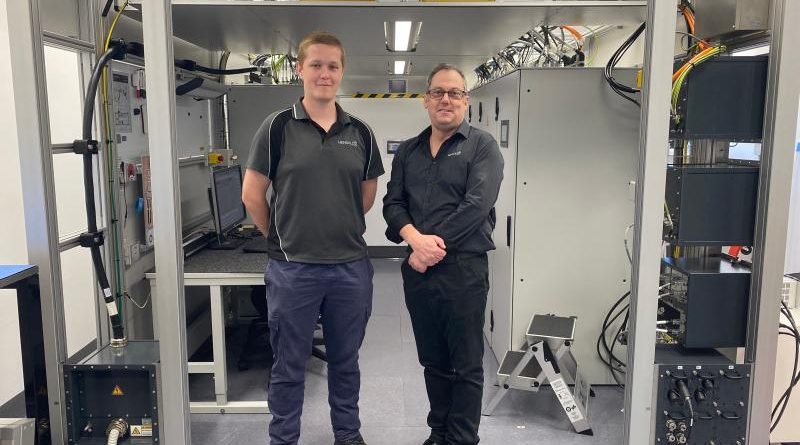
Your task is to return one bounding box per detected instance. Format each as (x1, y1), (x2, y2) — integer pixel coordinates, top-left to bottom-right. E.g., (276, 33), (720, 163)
(242, 237), (269, 254)
(206, 237), (247, 250)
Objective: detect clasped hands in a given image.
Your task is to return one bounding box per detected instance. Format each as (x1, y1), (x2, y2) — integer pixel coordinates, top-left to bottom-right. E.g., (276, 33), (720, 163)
(408, 233), (447, 273)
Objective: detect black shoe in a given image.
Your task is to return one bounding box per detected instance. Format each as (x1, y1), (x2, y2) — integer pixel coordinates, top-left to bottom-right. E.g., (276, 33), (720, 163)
(422, 439), (441, 445)
(334, 434), (366, 445)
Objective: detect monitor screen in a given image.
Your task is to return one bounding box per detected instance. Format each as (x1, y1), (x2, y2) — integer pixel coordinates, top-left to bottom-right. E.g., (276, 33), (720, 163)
(210, 165), (246, 235)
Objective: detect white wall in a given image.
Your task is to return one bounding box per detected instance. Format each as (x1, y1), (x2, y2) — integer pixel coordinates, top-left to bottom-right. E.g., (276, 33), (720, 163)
(585, 25), (646, 68)
(0, 0), (29, 407)
(338, 98), (432, 247)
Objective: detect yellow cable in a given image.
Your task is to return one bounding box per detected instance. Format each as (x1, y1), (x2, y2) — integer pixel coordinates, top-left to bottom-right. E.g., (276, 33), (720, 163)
(99, 0), (129, 315)
(671, 46), (725, 120)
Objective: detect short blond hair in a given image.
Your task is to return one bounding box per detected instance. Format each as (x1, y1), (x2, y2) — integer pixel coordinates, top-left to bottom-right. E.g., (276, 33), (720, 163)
(297, 31), (345, 67)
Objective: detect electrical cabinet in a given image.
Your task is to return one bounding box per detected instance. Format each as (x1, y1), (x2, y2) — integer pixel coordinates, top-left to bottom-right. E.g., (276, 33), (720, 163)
(470, 68), (640, 384)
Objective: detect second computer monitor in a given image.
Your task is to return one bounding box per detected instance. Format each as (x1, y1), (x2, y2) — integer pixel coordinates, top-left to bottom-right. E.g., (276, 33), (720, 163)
(210, 164), (246, 237)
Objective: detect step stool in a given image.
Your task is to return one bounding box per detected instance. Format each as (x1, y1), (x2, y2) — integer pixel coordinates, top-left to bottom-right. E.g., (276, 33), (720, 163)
(483, 314), (593, 436)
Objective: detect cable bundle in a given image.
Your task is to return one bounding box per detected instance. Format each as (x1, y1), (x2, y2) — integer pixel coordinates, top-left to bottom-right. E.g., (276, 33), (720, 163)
(597, 292), (630, 386)
(772, 276), (800, 432)
(604, 22), (646, 107)
(670, 45), (726, 122)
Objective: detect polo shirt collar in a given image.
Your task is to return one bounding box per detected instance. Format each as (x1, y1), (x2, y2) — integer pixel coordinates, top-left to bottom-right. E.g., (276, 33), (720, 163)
(415, 119), (471, 142)
(291, 98), (351, 125)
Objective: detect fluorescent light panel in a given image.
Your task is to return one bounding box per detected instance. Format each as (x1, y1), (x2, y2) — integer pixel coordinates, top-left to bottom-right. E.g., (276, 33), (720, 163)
(394, 60), (406, 75)
(394, 21), (412, 51)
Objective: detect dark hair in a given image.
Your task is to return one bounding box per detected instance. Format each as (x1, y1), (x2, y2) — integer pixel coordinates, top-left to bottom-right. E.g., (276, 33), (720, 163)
(297, 31), (345, 67)
(427, 63), (467, 90)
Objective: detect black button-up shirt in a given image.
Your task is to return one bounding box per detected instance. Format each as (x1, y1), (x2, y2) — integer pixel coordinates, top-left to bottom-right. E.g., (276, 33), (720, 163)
(383, 119), (504, 253)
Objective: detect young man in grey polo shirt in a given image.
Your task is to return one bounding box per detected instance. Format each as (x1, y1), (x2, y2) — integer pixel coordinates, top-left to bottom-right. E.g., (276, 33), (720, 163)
(383, 64), (503, 445)
(242, 32), (384, 445)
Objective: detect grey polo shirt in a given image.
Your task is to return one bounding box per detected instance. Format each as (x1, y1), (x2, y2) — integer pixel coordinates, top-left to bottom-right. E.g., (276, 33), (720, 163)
(383, 119), (503, 253)
(246, 99), (384, 264)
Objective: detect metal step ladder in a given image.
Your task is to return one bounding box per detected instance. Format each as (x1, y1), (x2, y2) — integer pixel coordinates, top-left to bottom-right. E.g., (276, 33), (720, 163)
(483, 314), (593, 436)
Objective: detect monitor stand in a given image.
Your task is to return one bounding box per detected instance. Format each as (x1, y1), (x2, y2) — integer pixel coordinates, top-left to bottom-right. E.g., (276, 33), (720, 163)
(207, 234), (245, 250)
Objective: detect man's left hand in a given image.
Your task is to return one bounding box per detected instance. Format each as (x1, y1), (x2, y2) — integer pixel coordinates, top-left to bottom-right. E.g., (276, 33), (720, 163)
(408, 252), (428, 273)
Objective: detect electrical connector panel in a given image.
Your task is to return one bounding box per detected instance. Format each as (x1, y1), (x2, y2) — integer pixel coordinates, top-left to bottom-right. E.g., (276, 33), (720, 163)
(670, 56), (768, 141)
(660, 257), (751, 348)
(63, 341), (160, 444)
(664, 165), (759, 247)
(653, 346), (751, 445)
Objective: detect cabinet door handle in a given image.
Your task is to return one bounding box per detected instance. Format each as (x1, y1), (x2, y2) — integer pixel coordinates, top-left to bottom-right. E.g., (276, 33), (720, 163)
(506, 215), (512, 247)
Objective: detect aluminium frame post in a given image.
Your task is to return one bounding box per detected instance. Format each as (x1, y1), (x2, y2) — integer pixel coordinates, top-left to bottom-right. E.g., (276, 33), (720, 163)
(5, 0), (70, 442)
(745, 0), (800, 441)
(624, 1), (677, 444)
(141, 1), (193, 443)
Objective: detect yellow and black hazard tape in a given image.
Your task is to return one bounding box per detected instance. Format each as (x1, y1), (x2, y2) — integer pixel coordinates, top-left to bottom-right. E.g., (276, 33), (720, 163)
(350, 93), (423, 99)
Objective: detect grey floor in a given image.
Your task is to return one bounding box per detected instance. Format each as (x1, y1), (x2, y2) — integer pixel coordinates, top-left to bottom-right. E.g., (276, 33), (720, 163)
(188, 259), (625, 445)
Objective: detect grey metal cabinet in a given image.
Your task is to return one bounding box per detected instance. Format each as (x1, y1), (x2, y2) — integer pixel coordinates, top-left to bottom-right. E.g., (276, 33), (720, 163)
(471, 68), (640, 384)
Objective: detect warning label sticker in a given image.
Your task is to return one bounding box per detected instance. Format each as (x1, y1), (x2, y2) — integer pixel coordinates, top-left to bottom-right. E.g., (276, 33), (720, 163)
(111, 385), (124, 396)
(141, 418), (153, 437)
(551, 378), (585, 423)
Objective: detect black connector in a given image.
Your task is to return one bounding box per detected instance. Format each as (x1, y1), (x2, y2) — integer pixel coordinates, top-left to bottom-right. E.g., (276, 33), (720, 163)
(107, 39), (145, 60)
(694, 389), (706, 403)
(175, 59), (198, 71)
(667, 411), (688, 421)
(72, 139), (98, 156)
(676, 379), (692, 399)
(78, 232), (105, 248)
(723, 369), (744, 380)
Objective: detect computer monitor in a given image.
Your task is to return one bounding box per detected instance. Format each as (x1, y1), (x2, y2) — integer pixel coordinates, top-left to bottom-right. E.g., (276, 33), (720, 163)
(208, 164), (246, 249)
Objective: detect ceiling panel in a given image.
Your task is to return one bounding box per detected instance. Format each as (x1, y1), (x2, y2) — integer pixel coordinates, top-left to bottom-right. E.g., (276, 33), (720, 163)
(126, 1), (646, 91)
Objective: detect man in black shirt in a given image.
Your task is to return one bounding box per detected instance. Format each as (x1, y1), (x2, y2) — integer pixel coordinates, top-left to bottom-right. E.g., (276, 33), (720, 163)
(383, 64), (503, 445)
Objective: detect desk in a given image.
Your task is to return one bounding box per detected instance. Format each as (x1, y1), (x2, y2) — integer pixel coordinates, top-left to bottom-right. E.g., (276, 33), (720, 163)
(0, 265), (48, 442)
(145, 247), (269, 414)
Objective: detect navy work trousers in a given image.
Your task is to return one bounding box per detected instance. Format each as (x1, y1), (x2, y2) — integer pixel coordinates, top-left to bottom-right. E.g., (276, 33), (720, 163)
(264, 257), (373, 445)
(402, 252), (489, 445)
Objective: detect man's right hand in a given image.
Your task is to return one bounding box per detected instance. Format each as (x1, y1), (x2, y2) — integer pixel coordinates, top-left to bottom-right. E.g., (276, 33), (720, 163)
(409, 233), (446, 266)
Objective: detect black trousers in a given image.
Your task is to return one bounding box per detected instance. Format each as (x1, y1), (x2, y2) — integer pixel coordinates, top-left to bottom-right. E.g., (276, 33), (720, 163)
(402, 252), (489, 445)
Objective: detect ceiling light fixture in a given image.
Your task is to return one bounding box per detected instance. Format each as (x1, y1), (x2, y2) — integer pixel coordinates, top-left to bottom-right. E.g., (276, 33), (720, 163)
(394, 21), (411, 51)
(394, 60), (407, 75)
(384, 21), (422, 52)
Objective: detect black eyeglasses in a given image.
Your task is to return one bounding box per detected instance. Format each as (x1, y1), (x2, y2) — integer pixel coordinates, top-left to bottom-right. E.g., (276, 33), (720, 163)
(426, 88), (468, 100)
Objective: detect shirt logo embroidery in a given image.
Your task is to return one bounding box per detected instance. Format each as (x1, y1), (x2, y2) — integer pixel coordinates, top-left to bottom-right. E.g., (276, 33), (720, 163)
(447, 151), (462, 157)
(337, 140), (359, 148)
